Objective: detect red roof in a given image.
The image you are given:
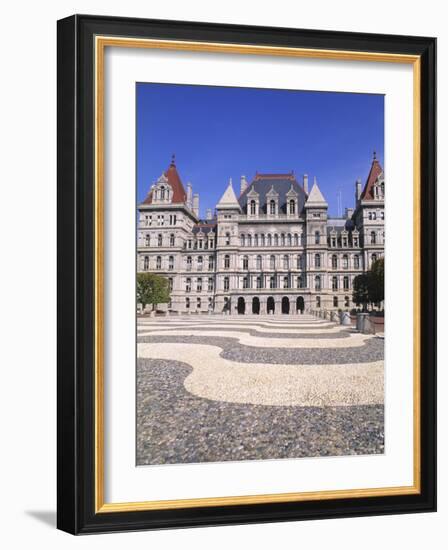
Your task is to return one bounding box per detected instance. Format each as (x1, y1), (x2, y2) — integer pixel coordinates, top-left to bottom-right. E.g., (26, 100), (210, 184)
(254, 172), (295, 180)
(360, 155), (384, 200)
(142, 157), (187, 205)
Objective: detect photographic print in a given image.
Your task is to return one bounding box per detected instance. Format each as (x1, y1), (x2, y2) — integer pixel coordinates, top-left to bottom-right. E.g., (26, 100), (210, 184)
(136, 84), (385, 466)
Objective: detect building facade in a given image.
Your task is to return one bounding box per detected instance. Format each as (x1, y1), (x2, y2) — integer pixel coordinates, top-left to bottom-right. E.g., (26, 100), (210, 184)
(137, 155), (384, 314)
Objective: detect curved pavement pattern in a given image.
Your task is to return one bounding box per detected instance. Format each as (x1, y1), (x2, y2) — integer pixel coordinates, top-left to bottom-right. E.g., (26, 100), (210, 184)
(137, 314), (384, 465)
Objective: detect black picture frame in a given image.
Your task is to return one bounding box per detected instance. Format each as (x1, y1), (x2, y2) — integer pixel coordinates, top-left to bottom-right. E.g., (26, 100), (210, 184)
(57, 14), (436, 534)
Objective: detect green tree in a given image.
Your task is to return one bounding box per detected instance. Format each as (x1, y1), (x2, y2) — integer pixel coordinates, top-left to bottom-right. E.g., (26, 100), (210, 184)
(137, 272), (170, 312)
(369, 258), (384, 306)
(353, 273), (371, 311)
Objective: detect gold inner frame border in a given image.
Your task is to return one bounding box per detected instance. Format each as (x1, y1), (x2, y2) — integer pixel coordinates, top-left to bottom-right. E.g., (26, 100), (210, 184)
(94, 35), (421, 514)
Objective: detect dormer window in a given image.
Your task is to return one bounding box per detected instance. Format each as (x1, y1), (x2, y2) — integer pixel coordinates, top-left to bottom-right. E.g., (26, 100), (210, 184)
(250, 200), (256, 215)
(289, 199), (296, 214)
(269, 200), (276, 215)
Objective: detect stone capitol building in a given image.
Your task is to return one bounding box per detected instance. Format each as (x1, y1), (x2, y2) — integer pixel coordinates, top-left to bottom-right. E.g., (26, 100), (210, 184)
(137, 155), (384, 315)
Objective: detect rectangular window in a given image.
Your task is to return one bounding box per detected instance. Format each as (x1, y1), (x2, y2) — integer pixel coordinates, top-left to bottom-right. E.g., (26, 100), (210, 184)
(224, 277), (229, 291)
(197, 278), (202, 292)
(185, 278), (191, 293)
(208, 278), (214, 292)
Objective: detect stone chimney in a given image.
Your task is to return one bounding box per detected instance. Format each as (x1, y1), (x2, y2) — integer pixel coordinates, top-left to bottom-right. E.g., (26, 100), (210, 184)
(186, 182), (193, 208)
(206, 208), (212, 220)
(240, 175), (248, 195)
(355, 178), (362, 202)
(303, 174), (309, 194)
(192, 193), (199, 217)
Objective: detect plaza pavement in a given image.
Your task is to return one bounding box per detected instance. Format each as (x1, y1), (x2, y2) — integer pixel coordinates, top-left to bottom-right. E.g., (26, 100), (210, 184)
(137, 314), (384, 465)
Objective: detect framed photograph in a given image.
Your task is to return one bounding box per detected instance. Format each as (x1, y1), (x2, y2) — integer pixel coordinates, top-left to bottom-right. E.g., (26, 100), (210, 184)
(57, 14), (436, 534)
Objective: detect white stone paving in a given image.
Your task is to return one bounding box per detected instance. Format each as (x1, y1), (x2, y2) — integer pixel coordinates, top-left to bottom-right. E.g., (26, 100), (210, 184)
(138, 328), (370, 348)
(138, 342), (383, 406)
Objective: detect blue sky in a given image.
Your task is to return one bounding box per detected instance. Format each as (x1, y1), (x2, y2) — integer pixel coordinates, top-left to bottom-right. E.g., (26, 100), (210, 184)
(136, 83), (384, 217)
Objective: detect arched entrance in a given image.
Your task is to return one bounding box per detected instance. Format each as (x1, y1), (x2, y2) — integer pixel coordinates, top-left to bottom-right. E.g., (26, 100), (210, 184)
(296, 296), (304, 314)
(252, 297), (260, 315)
(281, 296), (290, 314)
(267, 296), (275, 314)
(237, 297), (246, 315)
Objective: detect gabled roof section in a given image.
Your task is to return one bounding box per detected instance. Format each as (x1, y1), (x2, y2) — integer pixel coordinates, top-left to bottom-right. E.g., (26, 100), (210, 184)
(360, 153), (384, 200)
(217, 179), (241, 210)
(305, 179), (328, 208)
(142, 155), (187, 205)
(238, 172), (307, 214)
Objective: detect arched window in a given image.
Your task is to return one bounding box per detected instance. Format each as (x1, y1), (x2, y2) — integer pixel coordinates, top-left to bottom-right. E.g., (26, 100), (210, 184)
(289, 199), (295, 214)
(169, 234), (175, 247)
(160, 186), (165, 200)
(371, 231), (377, 244)
(283, 255), (289, 269)
(354, 255), (360, 269)
(315, 253), (321, 268)
(240, 234), (245, 247)
(223, 276), (229, 291)
(250, 200), (256, 215)
(242, 255), (249, 270)
(345, 296), (350, 307)
(274, 234), (279, 246)
(331, 254), (337, 269)
(197, 256), (203, 270)
(145, 234), (150, 246)
(343, 276), (349, 290)
(254, 234), (259, 247)
(316, 296), (321, 308)
(294, 234), (299, 246)
(168, 256), (174, 270)
(186, 297), (190, 309)
(343, 254), (349, 269)
(297, 275), (303, 288)
(269, 275), (276, 289)
(315, 231), (321, 244)
(333, 296), (338, 307)
(267, 234), (272, 246)
(270, 255), (276, 269)
(283, 276), (289, 289)
(247, 234), (252, 247)
(260, 234), (265, 247)
(156, 256), (162, 270)
(297, 255), (302, 269)
(158, 234), (163, 246)
(287, 233), (292, 246)
(256, 255), (262, 270)
(208, 255), (214, 270)
(224, 255), (230, 269)
(371, 253), (377, 264)
(269, 200), (276, 215)
(332, 276), (338, 290)
(315, 275), (321, 290)
(143, 256), (149, 270)
(281, 233), (285, 246)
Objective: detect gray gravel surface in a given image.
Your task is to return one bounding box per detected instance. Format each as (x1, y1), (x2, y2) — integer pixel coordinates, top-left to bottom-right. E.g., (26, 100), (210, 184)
(137, 335), (384, 364)
(137, 358), (384, 465)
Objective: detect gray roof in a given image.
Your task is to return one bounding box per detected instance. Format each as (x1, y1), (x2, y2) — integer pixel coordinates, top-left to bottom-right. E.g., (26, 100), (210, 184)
(192, 222), (217, 235)
(238, 174), (308, 214)
(326, 218), (356, 234)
